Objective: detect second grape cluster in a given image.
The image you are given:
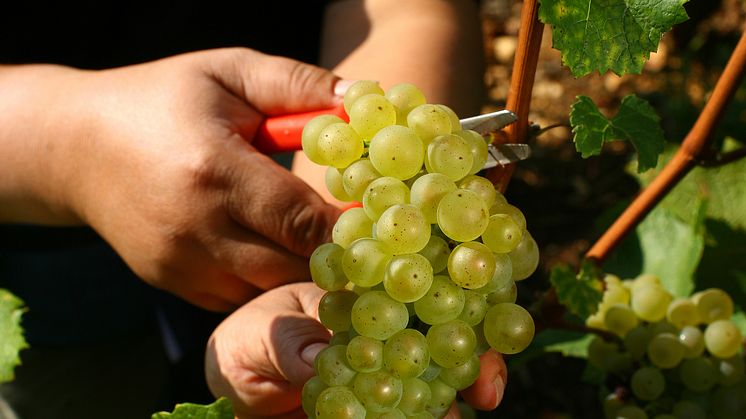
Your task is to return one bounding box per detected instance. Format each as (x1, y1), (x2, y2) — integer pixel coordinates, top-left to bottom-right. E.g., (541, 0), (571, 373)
(301, 81), (540, 418)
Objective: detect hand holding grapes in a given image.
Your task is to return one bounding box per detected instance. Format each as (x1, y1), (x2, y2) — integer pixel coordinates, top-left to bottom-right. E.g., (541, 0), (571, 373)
(0, 48), (342, 311)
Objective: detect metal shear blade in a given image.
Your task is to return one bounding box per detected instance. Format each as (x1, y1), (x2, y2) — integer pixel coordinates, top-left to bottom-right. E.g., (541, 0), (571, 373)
(459, 109), (530, 168)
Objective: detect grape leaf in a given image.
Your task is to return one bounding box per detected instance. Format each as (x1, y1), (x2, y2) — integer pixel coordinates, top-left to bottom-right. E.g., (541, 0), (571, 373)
(538, 0), (690, 76)
(0, 289), (28, 383)
(151, 398), (233, 419)
(550, 261), (603, 319)
(535, 329), (594, 358)
(570, 95), (665, 172)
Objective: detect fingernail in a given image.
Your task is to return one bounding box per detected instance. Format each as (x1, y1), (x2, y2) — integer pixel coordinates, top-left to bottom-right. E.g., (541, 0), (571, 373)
(333, 79), (355, 98)
(301, 342), (328, 367)
(493, 374), (506, 407)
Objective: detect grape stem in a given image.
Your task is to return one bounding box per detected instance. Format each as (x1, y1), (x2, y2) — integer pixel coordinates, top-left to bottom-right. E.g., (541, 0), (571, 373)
(585, 29), (746, 264)
(484, 0), (544, 192)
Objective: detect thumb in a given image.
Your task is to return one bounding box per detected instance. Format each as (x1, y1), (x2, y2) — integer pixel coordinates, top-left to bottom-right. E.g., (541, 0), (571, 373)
(205, 47), (345, 115)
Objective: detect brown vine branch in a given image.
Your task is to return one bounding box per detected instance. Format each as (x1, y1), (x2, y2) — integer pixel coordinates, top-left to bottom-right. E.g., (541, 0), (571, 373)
(485, 0), (544, 192)
(698, 147), (746, 167)
(585, 30), (746, 264)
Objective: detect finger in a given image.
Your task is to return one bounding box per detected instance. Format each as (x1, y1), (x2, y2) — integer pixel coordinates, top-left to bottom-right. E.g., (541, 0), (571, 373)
(204, 48), (343, 115)
(460, 349), (508, 410)
(224, 143), (342, 257)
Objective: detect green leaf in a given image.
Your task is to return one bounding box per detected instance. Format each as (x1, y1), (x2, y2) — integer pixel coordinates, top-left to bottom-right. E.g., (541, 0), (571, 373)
(570, 95), (665, 172)
(637, 202), (706, 297)
(550, 261), (603, 320)
(534, 329), (594, 358)
(731, 311), (746, 338)
(538, 0), (690, 76)
(0, 289), (28, 383)
(151, 398), (234, 419)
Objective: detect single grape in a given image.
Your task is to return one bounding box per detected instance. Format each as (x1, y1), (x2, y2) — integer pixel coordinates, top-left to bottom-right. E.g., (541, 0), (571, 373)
(362, 176), (410, 221)
(343, 80), (384, 114)
(302, 114), (345, 165)
(455, 130), (489, 175)
(425, 378), (457, 414)
(481, 213), (523, 254)
(447, 241), (496, 289)
(458, 290), (488, 326)
(417, 235), (451, 274)
(437, 189), (490, 242)
(351, 290), (409, 340)
(352, 370), (403, 413)
(385, 83), (427, 125)
(333, 207), (374, 248)
(315, 345), (357, 386)
(489, 202), (527, 230)
(485, 279), (517, 305)
(301, 376), (327, 418)
(330, 331), (351, 346)
(407, 104), (452, 145)
(317, 122), (364, 168)
(692, 288), (734, 324)
(341, 238), (392, 287)
(624, 325), (652, 360)
(672, 400), (707, 419)
(679, 356), (718, 392)
(349, 93), (397, 140)
(314, 386), (365, 419)
(427, 320), (477, 368)
(384, 253), (434, 303)
(457, 175), (497, 208)
(438, 353), (480, 390)
(631, 285), (673, 322)
(631, 366), (665, 400)
(309, 242), (348, 291)
(476, 253), (513, 295)
(325, 166), (353, 201)
(318, 290), (358, 332)
(398, 377), (432, 415)
(383, 328), (430, 378)
(704, 319), (743, 359)
(369, 125), (425, 180)
(715, 355), (745, 386)
(425, 134), (473, 181)
(483, 303), (534, 355)
(615, 405), (648, 419)
(410, 173), (457, 224)
(436, 104), (461, 131)
(604, 304), (639, 337)
(346, 335), (384, 373)
(508, 230), (539, 281)
(666, 298), (699, 329)
(679, 325), (706, 359)
(414, 275), (466, 325)
(376, 204), (431, 254)
(647, 332), (685, 369)
(342, 158), (381, 202)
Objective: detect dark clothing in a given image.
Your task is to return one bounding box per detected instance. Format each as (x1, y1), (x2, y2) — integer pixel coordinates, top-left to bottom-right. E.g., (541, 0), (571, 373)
(0, 2), (328, 417)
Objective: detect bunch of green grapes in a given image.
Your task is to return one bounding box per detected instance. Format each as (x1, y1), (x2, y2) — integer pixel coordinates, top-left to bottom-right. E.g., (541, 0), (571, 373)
(585, 274), (745, 419)
(301, 80), (539, 418)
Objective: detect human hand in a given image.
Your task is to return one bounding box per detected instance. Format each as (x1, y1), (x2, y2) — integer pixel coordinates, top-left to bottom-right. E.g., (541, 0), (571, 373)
(204, 282), (507, 418)
(1, 49), (343, 311)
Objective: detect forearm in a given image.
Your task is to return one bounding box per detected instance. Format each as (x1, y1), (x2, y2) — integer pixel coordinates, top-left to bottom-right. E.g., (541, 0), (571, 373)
(0, 65), (91, 224)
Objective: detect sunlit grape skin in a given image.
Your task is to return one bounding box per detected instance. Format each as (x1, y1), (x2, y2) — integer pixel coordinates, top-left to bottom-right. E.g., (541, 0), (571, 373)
(376, 204), (431, 255)
(483, 303), (535, 354)
(437, 189), (490, 242)
(447, 241), (496, 290)
(351, 290), (409, 340)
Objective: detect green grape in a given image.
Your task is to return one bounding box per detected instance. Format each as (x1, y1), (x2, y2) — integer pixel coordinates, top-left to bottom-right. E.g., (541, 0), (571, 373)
(315, 345), (357, 386)
(342, 238), (392, 287)
(476, 253), (513, 294)
(425, 378), (457, 414)
(483, 303), (534, 355)
(414, 275), (465, 325)
(425, 134), (473, 181)
(715, 355), (745, 386)
(418, 235), (451, 274)
(385, 83), (427, 125)
(615, 405), (648, 419)
(346, 335), (383, 373)
(383, 329), (430, 378)
(485, 279), (517, 305)
(631, 366), (665, 400)
(366, 409), (407, 419)
(406, 104), (452, 145)
(301, 376), (327, 418)
(631, 285), (673, 322)
(436, 104), (461, 132)
(409, 411), (436, 419)
(648, 321), (678, 336)
(309, 242), (348, 291)
(362, 176), (411, 221)
(588, 337), (624, 372)
(604, 304), (639, 337)
(647, 332), (685, 369)
(369, 125), (425, 180)
(666, 298), (699, 329)
(679, 356), (718, 392)
(692, 288), (734, 324)
(427, 320), (477, 368)
(704, 319), (743, 358)
(349, 93), (397, 140)
(301, 114), (345, 165)
(624, 325), (652, 360)
(333, 207), (374, 248)
(315, 386), (365, 419)
(352, 370), (403, 413)
(343, 80), (384, 114)
(489, 201), (527, 230)
(330, 331), (351, 346)
(631, 273), (661, 292)
(679, 325), (706, 359)
(455, 130), (489, 175)
(325, 166), (353, 201)
(318, 290), (358, 332)
(603, 393), (623, 419)
(317, 122), (364, 168)
(603, 277), (631, 306)
(376, 204), (431, 254)
(458, 290), (488, 327)
(447, 241), (496, 289)
(410, 173), (457, 224)
(438, 353), (480, 390)
(508, 230), (539, 281)
(398, 377), (432, 415)
(437, 189), (490, 242)
(342, 158), (381, 202)
(457, 175), (497, 208)
(351, 290), (409, 340)
(384, 253), (434, 303)
(481, 214), (524, 254)
(652, 415), (676, 419)
(672, 400), (707, 419)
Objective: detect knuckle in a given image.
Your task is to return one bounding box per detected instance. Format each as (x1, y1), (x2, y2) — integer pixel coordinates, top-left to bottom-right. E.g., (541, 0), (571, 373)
(283, 202), (334, 256)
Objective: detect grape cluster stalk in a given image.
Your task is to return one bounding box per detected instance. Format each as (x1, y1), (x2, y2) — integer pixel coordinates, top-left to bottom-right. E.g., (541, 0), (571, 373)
(585, 274), (745, 419)
(301, 81), (540, 418)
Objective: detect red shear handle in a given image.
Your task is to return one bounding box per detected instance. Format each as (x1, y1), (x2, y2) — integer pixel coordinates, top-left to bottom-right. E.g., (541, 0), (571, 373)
(252, 104), (349, 154)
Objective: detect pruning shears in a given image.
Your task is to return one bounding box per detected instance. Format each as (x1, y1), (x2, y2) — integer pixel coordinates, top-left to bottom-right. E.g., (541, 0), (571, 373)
(253, 105), (530, 168)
